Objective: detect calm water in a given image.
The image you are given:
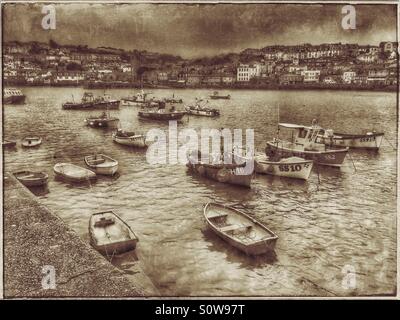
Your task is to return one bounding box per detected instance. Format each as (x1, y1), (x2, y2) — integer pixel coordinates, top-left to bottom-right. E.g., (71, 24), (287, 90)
(3, 87), (397, 296)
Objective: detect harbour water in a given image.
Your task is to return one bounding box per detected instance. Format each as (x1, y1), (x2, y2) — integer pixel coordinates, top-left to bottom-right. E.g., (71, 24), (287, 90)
(3, 87), (397, 296)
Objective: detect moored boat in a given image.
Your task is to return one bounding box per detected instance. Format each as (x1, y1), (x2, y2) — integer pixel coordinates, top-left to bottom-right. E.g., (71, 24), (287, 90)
(2, 139), (17, 148)
(316, 129), (384, 150)
(84, 154), (118, 175)
(255, 154), (313, 180)
(203, 202), (278, 255)
(13, 171), (49, 187)
(112, 129), (147, 148)
(138, 106), (186, 121)
(209, 91), (230, 100)
(54, 163), (96, 182)
(21, 136), (42, 147)
(186, 151), (253, 188)
(4, 88), (26, 104)
(185, 102), (220, 117)
(62, 92), (120, 110)
(266, 123), (348, 167)
(89, 211), (139, 256)
(84, 111), (120, 128)
(121, 90), (154, 106)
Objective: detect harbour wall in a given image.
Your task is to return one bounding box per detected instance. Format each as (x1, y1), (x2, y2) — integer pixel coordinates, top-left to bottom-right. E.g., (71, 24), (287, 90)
(2, 173), (159, 298)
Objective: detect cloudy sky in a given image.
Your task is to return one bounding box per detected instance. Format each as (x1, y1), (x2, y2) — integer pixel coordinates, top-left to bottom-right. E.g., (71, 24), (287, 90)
(3, 3), (397, 58)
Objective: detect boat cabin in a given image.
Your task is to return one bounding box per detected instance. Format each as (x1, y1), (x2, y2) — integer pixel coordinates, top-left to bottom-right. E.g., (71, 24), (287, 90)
(278, 123), (326, 152)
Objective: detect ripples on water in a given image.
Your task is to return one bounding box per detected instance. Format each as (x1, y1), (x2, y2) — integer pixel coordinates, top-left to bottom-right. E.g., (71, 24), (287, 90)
(3, 87), (397, 296)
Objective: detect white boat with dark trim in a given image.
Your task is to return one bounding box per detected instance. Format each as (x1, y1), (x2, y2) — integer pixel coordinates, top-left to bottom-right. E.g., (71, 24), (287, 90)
(266, 123), (348, 167)
(21, 136), (42, 147)
(112, 129), (147, 148)
(54, 163), (97, 182)
(316, 129), (384, 150)
(203, 202), (278, 255)
(84, 154), (118, 175)
(89, 211), (139, 256)
(4, 88), (26, 104)
(255, 154), (313, 180)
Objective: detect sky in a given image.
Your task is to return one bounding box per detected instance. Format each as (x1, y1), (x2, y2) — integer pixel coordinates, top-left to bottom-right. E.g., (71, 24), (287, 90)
(3, 3), (397, 58)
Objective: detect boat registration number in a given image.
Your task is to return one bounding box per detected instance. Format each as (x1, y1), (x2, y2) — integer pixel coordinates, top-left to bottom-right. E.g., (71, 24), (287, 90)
(279, 164), (303, 172)
(360, 137), (376, 142)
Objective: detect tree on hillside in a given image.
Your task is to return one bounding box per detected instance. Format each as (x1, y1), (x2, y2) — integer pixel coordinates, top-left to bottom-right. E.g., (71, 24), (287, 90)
(66, 62), (83, 71)
(49, 39), (59, 49)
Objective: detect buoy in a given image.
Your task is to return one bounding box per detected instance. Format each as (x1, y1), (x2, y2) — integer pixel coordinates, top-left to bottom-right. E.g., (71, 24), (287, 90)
(217, 169), (230, 183)
(198, 165), (205, 175)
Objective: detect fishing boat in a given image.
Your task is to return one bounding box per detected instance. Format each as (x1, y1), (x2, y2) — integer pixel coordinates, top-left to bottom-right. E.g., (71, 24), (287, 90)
(62, 92), (120, 110)
(112, 129), (147, 148)
(266, 122), (349, 167)
(84, 111), (120, 128)
(163, 94), (183, 104)
(255, 154), (313, 180)
(89, 211), (139, 256)
(21, 136), (42, 147)
(2, 139), (17, 148)
(121, 90), (154, 106)
(13, 171), (49, 187)
(185, 100), (220, 117)
(54, 163), (97, 182)
(84, 154), (118, 175)
(316, 129), (385, 150)
(138, 106), (186, 121)
(186, 151), (253, 188)
(4, 88), (26, 104)
(203, 202), (278, 255)
(209, 91), (230, 100)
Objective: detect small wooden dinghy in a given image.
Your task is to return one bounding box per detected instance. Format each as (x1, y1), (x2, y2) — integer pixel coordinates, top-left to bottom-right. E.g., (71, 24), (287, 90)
(54, 163), (96, 182)
(203, 202), (278, 255)
(2, 139), (17, 148)
(84, 154), (118, 175)
(255, 154), (313, 180)
(22, 136), (42, 147)
(89, 211), (139, 255)
(112, 129), (147, 148)
(13, 171), (48, 187)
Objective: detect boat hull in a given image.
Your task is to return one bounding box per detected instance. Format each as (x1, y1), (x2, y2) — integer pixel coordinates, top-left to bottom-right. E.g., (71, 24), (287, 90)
(187, 163), (252, 188)
(204, 203), (278, 255)
(84, 155), (118, 176)
(316, 132), (384, 150)
(21, 138), (42, 148)
(2, 140), (17, 148)
(266, 142), (348, 167)
(14, 171), (49, 187)
(255, 156), (313, 180)
(62, 100), (120, 110)
(85, 118), (120, 129)
(54, 163), (97, 182)
(210, 96), (230, 100)
(112, 133), (147, 148)
(185, 109), (219, 117)
(138, 111), (186, 121)
(89, 211), (138, 255)
(4, 95), (26, 104)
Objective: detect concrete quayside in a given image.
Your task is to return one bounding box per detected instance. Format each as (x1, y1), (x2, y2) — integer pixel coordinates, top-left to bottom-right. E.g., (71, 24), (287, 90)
(3, 173), (158, 298)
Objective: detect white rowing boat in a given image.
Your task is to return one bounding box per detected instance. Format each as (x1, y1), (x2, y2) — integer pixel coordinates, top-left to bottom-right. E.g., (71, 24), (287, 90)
(54, 163), (96, 182)
(84, 154), (118, 175)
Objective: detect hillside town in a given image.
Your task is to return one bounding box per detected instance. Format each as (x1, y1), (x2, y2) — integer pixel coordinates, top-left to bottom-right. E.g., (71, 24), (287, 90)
(3, 40), (398, 90)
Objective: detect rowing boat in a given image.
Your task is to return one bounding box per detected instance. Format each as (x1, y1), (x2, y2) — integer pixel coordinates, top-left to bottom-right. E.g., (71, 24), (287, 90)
(112, 129), (147, 148)
(54, 163), (96, 182)
(89, 211), (139, 256)
(84, 154), (118, 175)
(21, 136), (42, 147)
(203, 202), (278, 255)
(13, 171), (49, 187)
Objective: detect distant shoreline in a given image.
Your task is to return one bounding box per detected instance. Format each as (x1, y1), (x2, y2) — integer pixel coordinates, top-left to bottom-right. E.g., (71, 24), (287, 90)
(5, 83), (397, 92)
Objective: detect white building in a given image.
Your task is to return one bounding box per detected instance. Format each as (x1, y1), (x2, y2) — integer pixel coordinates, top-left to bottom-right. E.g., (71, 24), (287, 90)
(236, 64), (262, 82)
(301, 70), (320, 83)
(342, 71), (356, 84)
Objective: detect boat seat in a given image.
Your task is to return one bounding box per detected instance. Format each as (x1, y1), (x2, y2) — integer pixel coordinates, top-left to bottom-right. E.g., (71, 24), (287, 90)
(88, 158), (105, 165)
(220, 224), (252, 233)
(208, 213), (228, 220)
(94, 217), (115, 227)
